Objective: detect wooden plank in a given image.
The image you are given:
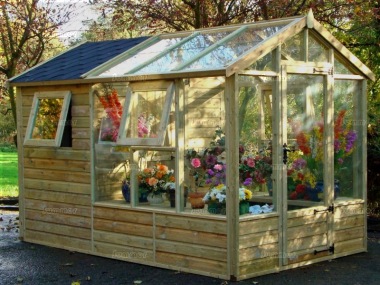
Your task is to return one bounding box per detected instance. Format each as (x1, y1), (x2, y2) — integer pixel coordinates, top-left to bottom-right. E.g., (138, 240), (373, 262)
(23, 158), (91, 172)
(239, 230), (278, 249)
(72, 138), (91, 150)
(156, 251), (227, 275)
(25, 209), (91, 228)
(334, 237), (365, 255)
(94, 218), (153, 237)
(334, 204), (364, 219)
(334, 215), (365, 231)
(24, 199), (91, 217)
(26, 219), (91, 239)
(239, 257), (278, 276)
(93, 230), (153, 249)
(24, 168), (91, 183)
(287, 222), (327, 239)
(71, 117), (90, 128)
(239, 243), (278, 263)
(20, 84), (91, 95)
(155, 214), (226, 234)
(72, 128), (91, 139)
(24, 189), (91, 206)
(25, 230), (91, 251)
(71, 105), (90, 116)
(287, 212), (327, 227)
(156, 240), (227, 261)
(156, 226), (227, 248)
(94, 207), (153, 225)
(287, 234), (327, 252)
(239, 217), (278, 235)
(287, 250), (329, 265)
(334, 226), (364, 243)
(94, 241), (154, 262)
(23, 147), (90, 161)
(24, 178), (90, 195)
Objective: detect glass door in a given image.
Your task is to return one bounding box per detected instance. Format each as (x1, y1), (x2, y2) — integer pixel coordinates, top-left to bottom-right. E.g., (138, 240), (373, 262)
(281, 65), (335, 265)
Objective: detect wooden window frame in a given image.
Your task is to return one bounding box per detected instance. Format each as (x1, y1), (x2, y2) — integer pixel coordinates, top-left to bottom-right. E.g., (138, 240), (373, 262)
(24, 91), (71, 147)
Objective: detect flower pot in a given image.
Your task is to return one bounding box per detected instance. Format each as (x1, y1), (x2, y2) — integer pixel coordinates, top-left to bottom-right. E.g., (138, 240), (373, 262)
(121, 181), (149, 203)
(147, 193), (164, 205)
(239, 201), (250, 215)
(188, 192), (205, 209)
(207, 201), (226, 215)
(306, 180), (340, 201)
(167, 188), (187, 208)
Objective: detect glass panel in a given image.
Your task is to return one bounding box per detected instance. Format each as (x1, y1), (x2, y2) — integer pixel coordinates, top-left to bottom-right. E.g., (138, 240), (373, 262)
(308, 35), (328, 62)
(334, 80), (360, 199)
(135, 31), (233, 74)
(281, 33), (303, 61)
(183, 77), (226, 214)
(126, 90), (166, 139)
(184, 26), (286, 70)
(334, 56), (354, 74)
(247, 52), (273, 71)
(32, 98), (63, 139)
(286, 74), (324, 209)
(98, 37), (185, 77)
(238, 76), (275, 215)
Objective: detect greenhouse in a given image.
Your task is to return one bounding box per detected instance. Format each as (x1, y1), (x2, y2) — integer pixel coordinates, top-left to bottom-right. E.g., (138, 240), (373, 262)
(10, 10), (375, 280)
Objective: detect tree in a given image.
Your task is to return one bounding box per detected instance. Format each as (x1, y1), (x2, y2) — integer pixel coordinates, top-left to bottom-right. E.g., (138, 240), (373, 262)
(0, 0), (73, 125)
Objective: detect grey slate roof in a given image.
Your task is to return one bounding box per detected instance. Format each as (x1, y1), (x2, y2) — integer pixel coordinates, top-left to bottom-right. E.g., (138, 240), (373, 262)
(10, 37), (149, 83)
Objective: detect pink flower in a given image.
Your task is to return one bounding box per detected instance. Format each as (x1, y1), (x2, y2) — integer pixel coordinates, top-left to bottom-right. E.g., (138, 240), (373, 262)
(191, 158), (201, 168)
(214, 164), (223, 171)
(247, 157), (255, 168)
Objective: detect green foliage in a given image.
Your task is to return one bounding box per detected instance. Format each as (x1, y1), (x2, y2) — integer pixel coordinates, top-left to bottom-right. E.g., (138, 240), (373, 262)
(0, 152), (18, 198)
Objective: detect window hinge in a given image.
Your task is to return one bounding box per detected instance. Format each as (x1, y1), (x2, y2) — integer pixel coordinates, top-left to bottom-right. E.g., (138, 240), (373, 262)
(314, 203), (334, 215)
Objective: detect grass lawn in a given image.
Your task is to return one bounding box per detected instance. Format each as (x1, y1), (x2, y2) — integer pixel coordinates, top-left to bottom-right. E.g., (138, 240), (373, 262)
(0, 152), (19, 198)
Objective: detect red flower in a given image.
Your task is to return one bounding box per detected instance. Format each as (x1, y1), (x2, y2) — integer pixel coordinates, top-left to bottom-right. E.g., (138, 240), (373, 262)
(296, 132), (311, 155)
(289, 191), (298, 200)
(295, 184), (306, 194)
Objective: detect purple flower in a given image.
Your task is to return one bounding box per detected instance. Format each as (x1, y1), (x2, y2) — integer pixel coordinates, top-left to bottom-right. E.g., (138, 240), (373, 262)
(334, 139), (341, 152)
(243, 178), (253, 186)
(345, 130), (357, 152)
(207, 169), (215, 176)
(205, 155), (217, 166)
(292, 158), (307, 170)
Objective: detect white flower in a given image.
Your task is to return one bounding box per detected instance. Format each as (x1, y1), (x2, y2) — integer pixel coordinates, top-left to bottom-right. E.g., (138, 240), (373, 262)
(217, 151), (226, 164)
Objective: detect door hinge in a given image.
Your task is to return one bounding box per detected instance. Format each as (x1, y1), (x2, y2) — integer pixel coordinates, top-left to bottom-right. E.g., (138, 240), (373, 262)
(314, 244), (334, 255)
(314, 203), (334, 215)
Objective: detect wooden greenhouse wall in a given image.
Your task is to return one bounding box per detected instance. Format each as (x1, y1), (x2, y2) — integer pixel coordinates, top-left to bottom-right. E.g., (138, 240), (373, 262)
(17, 84), (93, 252)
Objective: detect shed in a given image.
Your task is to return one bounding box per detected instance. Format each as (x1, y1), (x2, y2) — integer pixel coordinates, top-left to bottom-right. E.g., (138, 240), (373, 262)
(10, 11), (375, 280)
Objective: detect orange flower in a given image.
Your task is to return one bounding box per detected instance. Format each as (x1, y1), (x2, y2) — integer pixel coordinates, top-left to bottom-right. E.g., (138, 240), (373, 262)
(296, 132), (311, 155)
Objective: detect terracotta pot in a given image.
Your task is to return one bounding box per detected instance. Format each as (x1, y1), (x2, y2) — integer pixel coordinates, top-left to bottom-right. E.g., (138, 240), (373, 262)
(188, 192), (205, 209)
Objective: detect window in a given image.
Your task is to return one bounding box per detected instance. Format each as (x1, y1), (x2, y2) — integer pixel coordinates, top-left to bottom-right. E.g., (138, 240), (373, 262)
(24, 91), (71, 147)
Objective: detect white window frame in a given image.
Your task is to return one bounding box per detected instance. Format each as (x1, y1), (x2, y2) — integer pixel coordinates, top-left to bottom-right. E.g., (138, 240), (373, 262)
(117, 83), (174, 146)
(24, 91), (71, 147)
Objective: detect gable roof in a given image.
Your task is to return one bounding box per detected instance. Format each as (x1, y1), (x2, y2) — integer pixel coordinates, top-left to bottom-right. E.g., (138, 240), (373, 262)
(10, 37), (149, 83)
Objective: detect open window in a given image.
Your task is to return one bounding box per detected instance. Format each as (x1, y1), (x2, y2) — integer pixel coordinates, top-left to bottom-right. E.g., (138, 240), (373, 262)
(24, 91), (71, 147)
(117, 82), (175, 146)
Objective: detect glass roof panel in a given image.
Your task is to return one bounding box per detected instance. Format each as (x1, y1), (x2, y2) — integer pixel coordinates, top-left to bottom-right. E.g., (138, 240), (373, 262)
(134, 31), (234, 74)
(182, 25), (286, 70)
(98, 37), (186, 77)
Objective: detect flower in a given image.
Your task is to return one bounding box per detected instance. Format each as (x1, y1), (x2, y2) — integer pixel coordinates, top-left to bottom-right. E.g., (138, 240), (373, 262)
(97, 88), (123, 142)
(239, 187), (253, 201)
(138, 113), (156, 138)
(138, 163), (175, 195)
(191, 158), (201, 168)
(203, 184), (227, 203)
(239, 154), (272, 187)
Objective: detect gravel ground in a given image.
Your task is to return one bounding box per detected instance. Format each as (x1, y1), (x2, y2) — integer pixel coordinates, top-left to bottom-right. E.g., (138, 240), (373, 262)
(1, 210), (380, 285)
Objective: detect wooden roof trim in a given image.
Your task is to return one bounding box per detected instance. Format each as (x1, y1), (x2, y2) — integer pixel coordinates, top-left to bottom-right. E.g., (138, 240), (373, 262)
(312, 20), (375, 81)
(225, 17), (307, 77)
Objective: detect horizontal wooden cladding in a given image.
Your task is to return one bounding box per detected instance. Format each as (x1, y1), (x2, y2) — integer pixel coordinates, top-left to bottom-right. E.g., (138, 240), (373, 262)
(25, 209), (91, 228)
(288, 233), (327, 252)
(24, 199), (91, 217)
(239, 242), (278, 263)
(24, 178), (90, 195)
(156, 214), (227, 235)
(24, 168), (91, 184)
(239, 230), (278, 249)
(334, 237), (364, 255)
(156, 251), (227, 276)
(239, 216), (278, 235)
(20, 84), (91, 95)
(334, 215), (364, 231)
(287, 249), (329, 265)
(72, 128), (91, 139)
(94, 241), (154, 263)
(334, 226), (364, 243)
(287, 212), (327, 228)
(334, 203), (364, 219)
(156, 240), (227, 262)
(93, 230), (153, 250)
(24, 147), (90, 161)
(24, 157), (91, 172)
(72, 139), (90, 150)
(156, 226), (227, 248)
(287, 222), (327, 240)
(71, 105), (90, 116)
(94, 218), (153, 238)
(26, 219), (91, 240)
(239, 257), (278, 276)
(25, 230), (91, 252)
(94, 206), (153, 225)
(24, 189), (91, 207)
